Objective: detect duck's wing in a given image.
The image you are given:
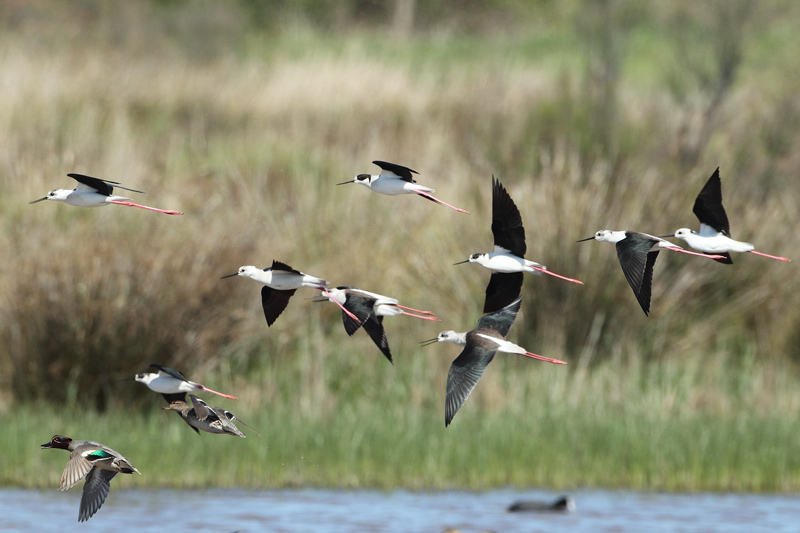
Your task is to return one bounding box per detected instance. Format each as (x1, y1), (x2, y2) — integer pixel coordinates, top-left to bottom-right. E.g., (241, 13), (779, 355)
(78, 468), (117, 522)
(189, 394), (213, 421)
(60, 452), (94, 491)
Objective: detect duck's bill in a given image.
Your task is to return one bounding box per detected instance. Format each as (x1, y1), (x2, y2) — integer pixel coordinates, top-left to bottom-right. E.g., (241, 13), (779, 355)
(576, 236), (595, 242)
(219, 273), (239, 279)
(40, 442), (53, 448)
(420, 337), (439, 346)
(29, 197), (48, 204)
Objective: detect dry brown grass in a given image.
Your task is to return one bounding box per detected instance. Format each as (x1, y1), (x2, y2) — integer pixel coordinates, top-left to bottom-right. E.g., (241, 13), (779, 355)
(0, 1), (798, 421)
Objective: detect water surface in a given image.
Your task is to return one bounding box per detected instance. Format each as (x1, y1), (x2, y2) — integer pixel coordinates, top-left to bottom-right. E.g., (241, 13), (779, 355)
(1, 488), (798, 532)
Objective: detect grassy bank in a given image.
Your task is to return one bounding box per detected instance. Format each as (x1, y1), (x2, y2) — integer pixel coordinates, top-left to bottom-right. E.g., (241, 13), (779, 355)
(7, 350), (800, 492)
(1, 1), (800, 492)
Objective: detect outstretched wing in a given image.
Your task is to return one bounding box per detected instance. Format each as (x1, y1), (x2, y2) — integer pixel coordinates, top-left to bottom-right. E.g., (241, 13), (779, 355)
(372, 160), (418, 182)
(491, 176), (526, 257)
(341, 293), (376, 336)
(693, 168), (731, 236)
(616, 238), (659, 316)
(149, 364), (188, 382)
(482, 272), (523, 314)
(60, 453), (94, 491)
(261, 286), (296, 326)
(270, 260), (302, 275)
(477, 294), (522, 337)
(79, 468), (117, 522)
(362, 314), (392, 363)
(445, 343), (496, 426)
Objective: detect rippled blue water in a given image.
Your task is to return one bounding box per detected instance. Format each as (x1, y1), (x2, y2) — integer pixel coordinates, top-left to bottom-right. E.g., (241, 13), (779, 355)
(1, 487), (799, 532)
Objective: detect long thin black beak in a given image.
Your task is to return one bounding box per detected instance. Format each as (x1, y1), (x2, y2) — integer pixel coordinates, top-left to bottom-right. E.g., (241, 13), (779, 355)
(453, 259), (469, 266)
(576, 236), (595, 242)
(656, 234), (674, 238)
(306, 295), (329, 302)
(118, 377), (136, 382)
(420, 337), (439, 346)
(29, 197), (48, 204)
(336, 180), (353, 186)
(220, 273), (239, 279)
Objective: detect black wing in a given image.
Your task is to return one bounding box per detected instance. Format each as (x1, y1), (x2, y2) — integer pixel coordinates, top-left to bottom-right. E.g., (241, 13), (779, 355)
(79, 468), (117, 522)
(149, 364), (188, 382)
(491, 176), (526, 257)
(477, 294), (522, 337)
(261, 286), (296, 326)
(445, 343), (496, 426)
(341, 293), (376, 336)
(67, 173), (145, 195)
(270, 260), (302, 275)
(615, 236), (659, 316)
(372, 160), (418, 182)
(362, 314), (392, 363)
(482, 272), (523, 314)
(692, 168), (730, 236)
(68, 173), (115, 196)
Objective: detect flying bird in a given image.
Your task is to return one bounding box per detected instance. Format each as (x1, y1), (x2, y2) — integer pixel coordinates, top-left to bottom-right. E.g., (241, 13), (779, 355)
(163, 394), (256, 438)
(456, 176), (583, 313)
(134, 364), (237, 401)
(41, 435), (140, 522)
(314, 286), (440, 364)
(221, 260), (359, 326)
(577, 230), (725, 315)
(671, 168), (791, 263)
(30, 173), (182, 215)
(421, 295), (567, 426)
(337, 160), (469, 214)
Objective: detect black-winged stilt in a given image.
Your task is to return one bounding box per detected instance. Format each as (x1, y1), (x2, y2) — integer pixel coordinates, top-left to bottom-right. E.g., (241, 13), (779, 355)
(30, 173), (182, 215)
(455, 176), (583, 313)
(221, 260), (359, 326)
(337, 160), (470, 214)
(313, 286), (440, 364)
(577, 230), (726, 315)
(134, 364), (237, 400)
(670, 168), (791, 263)
(421, 295), (567, 426)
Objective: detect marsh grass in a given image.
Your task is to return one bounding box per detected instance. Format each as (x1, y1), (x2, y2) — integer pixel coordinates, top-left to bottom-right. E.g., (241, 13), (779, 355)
(9, 350), (800, 491)
(1, 1), (800, 491)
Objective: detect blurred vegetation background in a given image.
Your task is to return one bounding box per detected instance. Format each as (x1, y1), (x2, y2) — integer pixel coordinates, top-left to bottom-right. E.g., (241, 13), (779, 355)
(1, 0), (799, 489)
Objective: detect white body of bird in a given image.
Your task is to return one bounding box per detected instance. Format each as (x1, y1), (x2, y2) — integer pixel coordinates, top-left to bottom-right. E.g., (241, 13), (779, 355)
(231, 265), (328, 290)
(673, 227), (754, 253)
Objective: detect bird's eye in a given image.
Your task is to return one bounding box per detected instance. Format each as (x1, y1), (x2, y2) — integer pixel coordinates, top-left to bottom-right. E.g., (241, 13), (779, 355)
(136, 373), (145, 379)
(239, 268), (245, 273)
(595, 232), (603, 238)
(48, 191), (55, 197)
(471, 253), (481, 259)
(355, 174), (370, 182)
